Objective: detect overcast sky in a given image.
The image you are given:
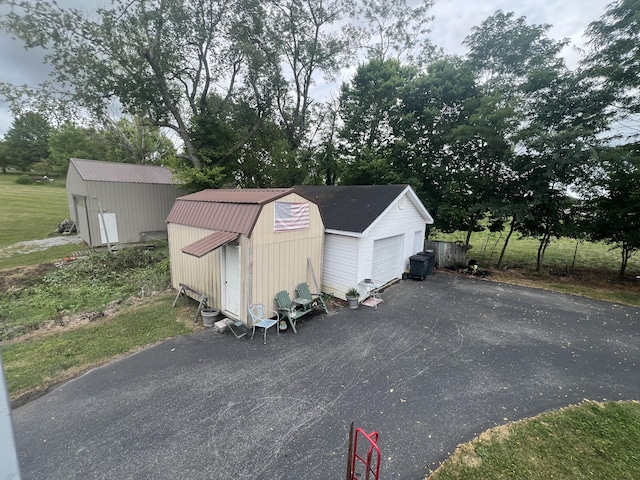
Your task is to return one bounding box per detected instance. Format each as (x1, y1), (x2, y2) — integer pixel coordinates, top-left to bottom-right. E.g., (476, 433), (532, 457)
(0, 0), (612, 138)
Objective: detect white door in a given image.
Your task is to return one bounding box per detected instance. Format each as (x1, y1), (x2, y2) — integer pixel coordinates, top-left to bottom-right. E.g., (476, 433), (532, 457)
(98, 212), (119, 244)
(372, 235), (403, 284)
(223, 244), (241, 317)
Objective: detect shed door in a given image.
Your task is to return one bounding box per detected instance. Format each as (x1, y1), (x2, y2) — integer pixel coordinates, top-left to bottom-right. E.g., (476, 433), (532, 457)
(372, 235), (403, 284)
(98, 212), (119, 244)
(223, 243), (241, 317)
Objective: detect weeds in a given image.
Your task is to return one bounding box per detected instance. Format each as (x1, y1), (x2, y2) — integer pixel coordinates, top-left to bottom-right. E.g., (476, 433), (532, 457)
(0, 246), (171, 341)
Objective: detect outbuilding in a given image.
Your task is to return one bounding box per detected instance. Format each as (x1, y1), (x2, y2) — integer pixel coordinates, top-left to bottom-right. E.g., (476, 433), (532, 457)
(294, 184), (434, 300)
(166, 188), (324, 325)
(66, 158), (185, 247)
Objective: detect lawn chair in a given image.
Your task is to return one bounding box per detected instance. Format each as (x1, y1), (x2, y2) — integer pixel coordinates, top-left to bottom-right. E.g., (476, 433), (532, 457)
(275, 290), (312, 334)
(296, 282), (328, 314)
(248, 304), (279, 345)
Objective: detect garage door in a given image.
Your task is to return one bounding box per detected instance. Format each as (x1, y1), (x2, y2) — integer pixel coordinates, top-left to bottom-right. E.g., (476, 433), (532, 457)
(372, 235), (403, 284)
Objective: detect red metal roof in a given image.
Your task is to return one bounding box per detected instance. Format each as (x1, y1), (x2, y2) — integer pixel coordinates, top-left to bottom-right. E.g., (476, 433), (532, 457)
(70, 158), (175, 184)
(181, 231), (239, 258)
(179, 188), (292, 204)
(167, 188), (294, 236)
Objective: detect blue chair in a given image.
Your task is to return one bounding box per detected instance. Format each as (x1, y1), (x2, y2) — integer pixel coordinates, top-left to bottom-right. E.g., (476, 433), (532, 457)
(248, 304), (279, 344)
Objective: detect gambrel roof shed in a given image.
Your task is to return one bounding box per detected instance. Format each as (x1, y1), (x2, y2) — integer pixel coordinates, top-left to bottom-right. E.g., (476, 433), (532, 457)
(166, 188), (325, 325)
(66, 158), (185, 247)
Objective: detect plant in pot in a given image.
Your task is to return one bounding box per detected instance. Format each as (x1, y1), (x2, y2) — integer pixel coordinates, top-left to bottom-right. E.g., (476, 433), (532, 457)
(345, 287), (360, 309)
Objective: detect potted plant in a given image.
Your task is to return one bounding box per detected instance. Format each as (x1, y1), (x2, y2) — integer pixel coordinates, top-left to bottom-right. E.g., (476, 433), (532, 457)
(345, 287), (360, 309)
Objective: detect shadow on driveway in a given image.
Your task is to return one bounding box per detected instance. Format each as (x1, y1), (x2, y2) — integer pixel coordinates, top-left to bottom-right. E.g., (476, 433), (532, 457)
(12, 273), (640, 479)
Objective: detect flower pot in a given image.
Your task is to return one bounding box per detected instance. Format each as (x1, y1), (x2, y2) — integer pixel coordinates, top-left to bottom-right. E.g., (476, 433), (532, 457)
(201, 308), (219, 327)
(346, 295), (359, 309)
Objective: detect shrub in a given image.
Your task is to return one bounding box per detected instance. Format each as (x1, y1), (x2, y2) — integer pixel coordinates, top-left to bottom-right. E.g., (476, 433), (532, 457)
(15, 174), (32, 185)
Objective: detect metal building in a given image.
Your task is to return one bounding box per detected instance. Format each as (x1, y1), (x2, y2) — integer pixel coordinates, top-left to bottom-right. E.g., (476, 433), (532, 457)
(166, 188), (324, 325)
(66, 159), (185, 247)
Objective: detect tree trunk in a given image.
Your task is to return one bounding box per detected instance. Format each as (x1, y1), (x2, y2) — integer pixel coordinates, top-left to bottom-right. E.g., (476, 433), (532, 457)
(496, 218), (515, 269)
(536, 233), (550, 272)
(620, 246), (629, 278)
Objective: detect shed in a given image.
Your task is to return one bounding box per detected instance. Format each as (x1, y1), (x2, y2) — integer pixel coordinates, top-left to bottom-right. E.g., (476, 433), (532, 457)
(166, 188), (324, 325)
(66, 158), (185, 247)
(294, 185), (434, 300)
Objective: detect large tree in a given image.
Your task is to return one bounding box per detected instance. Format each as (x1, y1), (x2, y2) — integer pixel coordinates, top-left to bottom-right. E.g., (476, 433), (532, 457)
(463, 11), (610, 270)
(1, 0), (275, 170)
(582, 145), (640, 277)
(3, 111), (51, 171)
(582, 0), (640, 135)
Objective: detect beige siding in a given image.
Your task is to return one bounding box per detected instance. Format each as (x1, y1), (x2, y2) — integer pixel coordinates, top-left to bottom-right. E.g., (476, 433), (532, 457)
(83, 181), (183, 246)
(249, 193), (324, 312)
(168, 224), (222, 308)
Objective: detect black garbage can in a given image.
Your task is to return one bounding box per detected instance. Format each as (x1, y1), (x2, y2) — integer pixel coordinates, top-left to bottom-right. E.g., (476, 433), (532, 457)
(408, 254), (429, 280)
(417, 249), (436, 275)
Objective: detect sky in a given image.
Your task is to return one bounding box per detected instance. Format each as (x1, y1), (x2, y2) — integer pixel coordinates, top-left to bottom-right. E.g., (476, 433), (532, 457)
(0, 0), (613, 138)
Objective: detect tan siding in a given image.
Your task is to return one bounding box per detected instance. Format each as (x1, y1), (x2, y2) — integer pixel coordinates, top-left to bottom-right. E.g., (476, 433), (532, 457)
(250, 193), (324, 311)
(85, 181), (181, 246)
(168, 224), (222, 309)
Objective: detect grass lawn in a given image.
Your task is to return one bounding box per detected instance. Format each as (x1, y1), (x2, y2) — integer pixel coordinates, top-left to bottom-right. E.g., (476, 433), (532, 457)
(1, 294), (198, 402)
(428, 400), (640, 480)
(0, 172), (70, 248)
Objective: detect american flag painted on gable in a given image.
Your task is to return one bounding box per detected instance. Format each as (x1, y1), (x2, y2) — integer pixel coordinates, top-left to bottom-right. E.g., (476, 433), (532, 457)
(274, 201), (310, 232)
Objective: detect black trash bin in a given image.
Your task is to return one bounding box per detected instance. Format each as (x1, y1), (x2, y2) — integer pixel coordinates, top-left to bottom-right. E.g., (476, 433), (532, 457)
(408, 254), (429, 280)
(417, 249), (436, 276)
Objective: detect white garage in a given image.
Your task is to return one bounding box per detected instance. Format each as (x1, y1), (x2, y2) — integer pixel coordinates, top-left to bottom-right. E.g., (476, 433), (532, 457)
(294, 185), (434, 301)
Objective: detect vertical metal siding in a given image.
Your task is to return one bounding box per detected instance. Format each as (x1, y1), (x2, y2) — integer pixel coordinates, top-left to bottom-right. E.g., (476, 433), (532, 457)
(249, 193), (324, 313)
(86, 181), (181, 246)
(168, 224), (222, 309)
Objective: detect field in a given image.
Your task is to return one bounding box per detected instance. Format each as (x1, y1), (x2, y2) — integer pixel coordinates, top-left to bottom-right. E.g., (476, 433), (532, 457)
(0, 172), (71, 248)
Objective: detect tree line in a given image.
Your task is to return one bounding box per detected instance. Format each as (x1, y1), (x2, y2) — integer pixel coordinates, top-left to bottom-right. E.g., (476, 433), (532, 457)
(0, 0), (638, 276)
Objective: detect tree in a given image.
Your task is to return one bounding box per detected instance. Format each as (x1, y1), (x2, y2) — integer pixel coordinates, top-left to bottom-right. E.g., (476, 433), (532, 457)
(0, 140), (7, 174)
(1, 0), (275, 171)
(3, 112), (51, 171)
(103, 117), (176, 165)
(463, 11), (610, 270)
(350, 0), (435, 64)
(583, 145), (640, 277)
(338, 58), (414, 185)
(268, 0), (354, 153)
(582, 0), (640, 135)
(48, 123), (109, 173)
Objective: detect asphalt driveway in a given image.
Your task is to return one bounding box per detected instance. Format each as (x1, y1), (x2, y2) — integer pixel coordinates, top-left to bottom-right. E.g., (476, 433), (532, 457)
(11, 273), (640, 479)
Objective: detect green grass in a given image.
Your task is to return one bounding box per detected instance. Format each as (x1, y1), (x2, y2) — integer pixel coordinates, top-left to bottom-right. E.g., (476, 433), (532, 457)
(428, 400), (640, 480)
(1, 246), (172, 340)
(1, 295), (195, 398)
(0, 172), (70, 248)
(431, 229), (640, 276)
(0, 244), (81, 270)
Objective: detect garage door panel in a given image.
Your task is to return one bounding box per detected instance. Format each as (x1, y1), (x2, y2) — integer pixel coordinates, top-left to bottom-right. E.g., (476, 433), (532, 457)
(372, 235), (402, 284)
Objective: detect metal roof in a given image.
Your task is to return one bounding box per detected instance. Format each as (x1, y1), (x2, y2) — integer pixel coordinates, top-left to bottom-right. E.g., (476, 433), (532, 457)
(179, 188), (292, 204)
(166, 188), (294, 236)
(70, 158), (176, 184)
(181, 231), (239, 258)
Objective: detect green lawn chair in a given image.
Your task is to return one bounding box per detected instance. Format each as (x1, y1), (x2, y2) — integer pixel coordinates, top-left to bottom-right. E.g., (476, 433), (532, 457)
(275, 290), (311, 334)
(296, 282), (328, 314)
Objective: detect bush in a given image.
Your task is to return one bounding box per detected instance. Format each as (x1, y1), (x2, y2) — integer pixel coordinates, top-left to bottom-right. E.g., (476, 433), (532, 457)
(15, 174), (32, 185)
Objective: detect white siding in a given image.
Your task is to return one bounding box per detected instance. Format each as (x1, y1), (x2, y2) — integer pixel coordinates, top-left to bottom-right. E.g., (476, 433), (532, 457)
(321, 234), (359, 300)
(368, 192), (426, 278)
(321, 191), (428, 298)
